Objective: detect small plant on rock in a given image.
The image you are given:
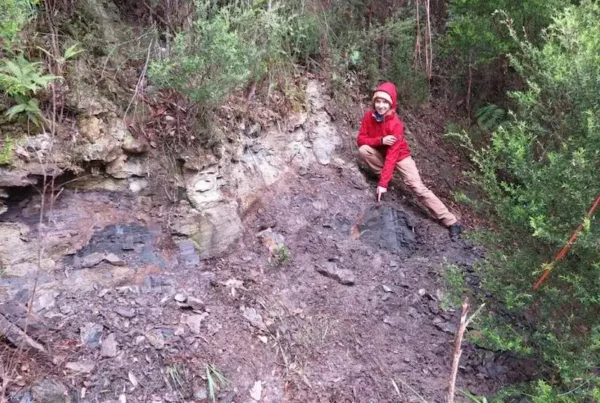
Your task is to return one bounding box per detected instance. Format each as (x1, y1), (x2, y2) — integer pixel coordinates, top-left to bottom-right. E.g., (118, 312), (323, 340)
(205, 364), (228, 402)
(0, 54), (59, 127)
(271, 244), (290, 267)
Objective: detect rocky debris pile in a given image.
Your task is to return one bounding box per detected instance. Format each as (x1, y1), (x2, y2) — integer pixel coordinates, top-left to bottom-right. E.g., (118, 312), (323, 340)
(355, 205), (417, 251)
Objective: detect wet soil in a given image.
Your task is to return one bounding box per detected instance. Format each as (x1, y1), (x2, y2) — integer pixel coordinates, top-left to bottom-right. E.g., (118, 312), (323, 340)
(1, 161), (531, 403)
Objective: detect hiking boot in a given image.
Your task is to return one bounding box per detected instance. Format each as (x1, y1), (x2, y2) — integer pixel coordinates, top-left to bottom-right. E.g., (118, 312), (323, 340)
(449, 223), (463, 239)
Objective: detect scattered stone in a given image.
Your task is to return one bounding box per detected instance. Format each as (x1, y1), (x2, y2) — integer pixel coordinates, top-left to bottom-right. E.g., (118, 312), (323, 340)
(408, 307), (420, 319)
(404, 357), (411, 363)
(0, 312), (46, 353)
(31, 379), (68, 402)
(435, 321), (458, 335)
(128, 371), (139, 388)
(80, 323), (103, 347)
(134, 336), (146, 345)
(174, 293), (187, 303)
(122, 136), (148, 154)
(382, 294), (391, 302)
(383, 317), (395, 327)
(258, 335), (268, 344)
(186, 296), (204, 310)
(184, 313), (208, 334)
(59, 305), (73, 315)
(174, 327), (185, 336)
(315, 262), (355, 286)
(104, 253), (126, 266)
(32, 290), (59, 312)
(66, 360), (96, 374)
(418, 288), (427, 297)
(81, 252), (105, 268)
(257, 228), (286, 256)
(145, 330), (165, 349)
(206, 318), (222, 335)
(98, 289), (111, 298)
(356, 205), (416, 251)
(119, 394), (127, 403)
(101, 333), (118, 357)
(250, 381), (263, 402)
(194, 387), (208, 400)
(428, 300), (440, 315)
(129, 178), (148, 193)
(382, 285), (393, 293)
(116, 307), (136, 318)
(241, 306), (267, 331)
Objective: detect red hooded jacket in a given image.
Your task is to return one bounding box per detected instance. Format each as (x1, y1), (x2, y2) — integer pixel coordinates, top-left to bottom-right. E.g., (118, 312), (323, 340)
(356, 82), (411, 189)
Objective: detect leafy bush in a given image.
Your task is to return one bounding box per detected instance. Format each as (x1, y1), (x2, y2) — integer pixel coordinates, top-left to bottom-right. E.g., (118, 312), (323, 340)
(0, 54), (59, 126)
(0, 0), (38, 46)
(441, 0), (571, 108)
(149, 0), (322, 106)
(149, 1), (254, 105)
(324, 4), (429, 106)
(452, 1), (600, 398)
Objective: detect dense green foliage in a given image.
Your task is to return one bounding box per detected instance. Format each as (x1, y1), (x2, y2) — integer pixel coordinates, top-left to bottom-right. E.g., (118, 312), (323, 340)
(451, 1), (600, 399)
(149, 0), (321, 106)
(0, 0), (38, 46)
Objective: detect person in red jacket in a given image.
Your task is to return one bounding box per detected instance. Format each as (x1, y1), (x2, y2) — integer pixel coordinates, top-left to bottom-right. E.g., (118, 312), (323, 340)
(357, 82), (462, 237)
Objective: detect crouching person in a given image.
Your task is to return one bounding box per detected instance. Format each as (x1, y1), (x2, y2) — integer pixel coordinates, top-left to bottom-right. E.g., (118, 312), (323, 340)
(356, 82), (462, 238)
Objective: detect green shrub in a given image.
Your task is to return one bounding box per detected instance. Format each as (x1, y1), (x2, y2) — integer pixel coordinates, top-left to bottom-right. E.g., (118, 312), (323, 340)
(149, 1), (254, 105)
(453, 1), (600, 398)
(0, 54), (58, 126)
(0, 0), (38, 46)
(149, 0), (322, 106)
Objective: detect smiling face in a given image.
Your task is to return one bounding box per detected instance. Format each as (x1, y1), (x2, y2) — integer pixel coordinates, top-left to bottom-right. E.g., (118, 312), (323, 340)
(374, 98), (392, 116)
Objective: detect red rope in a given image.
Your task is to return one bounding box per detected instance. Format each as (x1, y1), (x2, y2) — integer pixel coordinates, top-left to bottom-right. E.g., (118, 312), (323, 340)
(533, 193), (600, 291)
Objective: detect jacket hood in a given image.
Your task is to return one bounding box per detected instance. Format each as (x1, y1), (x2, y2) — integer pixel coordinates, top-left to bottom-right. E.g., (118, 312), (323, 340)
(374, 82), (398, 109)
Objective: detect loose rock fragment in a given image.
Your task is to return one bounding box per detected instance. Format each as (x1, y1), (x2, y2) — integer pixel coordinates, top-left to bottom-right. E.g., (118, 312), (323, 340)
(81, 252), (105, 268)
(31, 379), (68, 402)
(128, 371), (139, 388)
(315, 262), (355, 286)
(116, 307), (136, 318)
(80, 323), (103, 347)
(101, 333), (118, 357)
(241, 306), (267, 331)
(66, 360), (96, 374)
(184, 313), (208, 334)
(104, 253), (126, 266)
(145, 330), (165, 349)
(250, 381), (263, 401)
(174, 293), (187, 303)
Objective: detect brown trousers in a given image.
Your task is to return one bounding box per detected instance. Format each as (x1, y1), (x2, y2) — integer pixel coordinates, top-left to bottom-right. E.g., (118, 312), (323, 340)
(358, 145), (457, 226)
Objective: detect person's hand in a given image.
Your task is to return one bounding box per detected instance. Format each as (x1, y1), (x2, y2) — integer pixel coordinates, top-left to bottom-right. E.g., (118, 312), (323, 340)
(382, 135), (397, 146)
(377, 186), (387, 202)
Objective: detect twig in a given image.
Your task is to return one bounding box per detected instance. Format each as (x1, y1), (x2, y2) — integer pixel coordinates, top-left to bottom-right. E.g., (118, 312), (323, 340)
(425, 0), (433, 81)
(394, 377), (429, 403)
(533, 193), (600, 290)
(447, 299), (485, 403)
(124, 39), (153, 119)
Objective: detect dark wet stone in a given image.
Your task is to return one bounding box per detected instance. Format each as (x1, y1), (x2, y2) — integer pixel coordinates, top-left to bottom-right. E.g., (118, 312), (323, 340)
(357, 205), (416, 252)
(31, 379), (68, 403)
(315, 261), (355, 285)
(115, 307), (136, 318)
(80, 323), (103, 347)
(324, 213), (352, 234)
(176, 239), (200, 267)
(65, 224), (166, 269)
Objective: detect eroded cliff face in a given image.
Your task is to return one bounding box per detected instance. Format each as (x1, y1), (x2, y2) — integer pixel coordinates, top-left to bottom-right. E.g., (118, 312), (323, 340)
(0, 71), (345, 302)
